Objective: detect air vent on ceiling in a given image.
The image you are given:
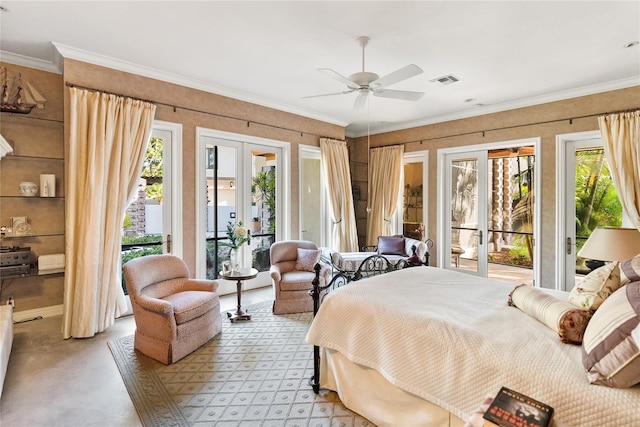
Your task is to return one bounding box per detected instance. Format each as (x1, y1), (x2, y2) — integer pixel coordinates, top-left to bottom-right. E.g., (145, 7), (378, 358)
(431, 74), (460, 85)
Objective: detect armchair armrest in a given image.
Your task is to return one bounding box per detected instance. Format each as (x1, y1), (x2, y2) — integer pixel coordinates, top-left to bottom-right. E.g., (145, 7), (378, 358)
(270, 264), (282, 282)
(135, 294), (173, 316)
(184, 279), (219, 293)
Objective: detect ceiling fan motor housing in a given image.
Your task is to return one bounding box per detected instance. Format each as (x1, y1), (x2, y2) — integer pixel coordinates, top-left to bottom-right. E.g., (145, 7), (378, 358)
(349, 71), (380, 87)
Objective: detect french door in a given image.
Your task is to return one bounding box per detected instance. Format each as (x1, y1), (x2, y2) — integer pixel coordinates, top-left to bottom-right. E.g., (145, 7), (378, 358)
(558, 131), (623, 290)
(439, 139), (539, 285)
(196, 128), (288, 294)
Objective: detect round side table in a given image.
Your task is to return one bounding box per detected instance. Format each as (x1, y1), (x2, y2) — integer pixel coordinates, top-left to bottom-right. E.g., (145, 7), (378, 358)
(219, 267), (258, 322)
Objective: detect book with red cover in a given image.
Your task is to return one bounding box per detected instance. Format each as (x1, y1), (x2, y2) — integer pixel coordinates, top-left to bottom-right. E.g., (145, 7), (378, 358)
(482, 387), (554, 427)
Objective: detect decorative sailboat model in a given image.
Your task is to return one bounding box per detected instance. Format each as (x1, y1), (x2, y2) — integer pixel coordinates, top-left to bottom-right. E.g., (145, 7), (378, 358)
(1, 66), (47, 114)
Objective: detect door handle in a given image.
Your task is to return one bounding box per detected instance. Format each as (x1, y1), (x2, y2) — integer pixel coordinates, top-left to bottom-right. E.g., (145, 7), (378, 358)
(167, 234), (172, 253)
(478, 230), (483, 245)
(566, 237), (572, 255)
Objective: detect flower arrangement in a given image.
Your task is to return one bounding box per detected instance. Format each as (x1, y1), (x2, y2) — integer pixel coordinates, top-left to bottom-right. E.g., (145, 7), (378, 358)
(225, 220), (251, 249)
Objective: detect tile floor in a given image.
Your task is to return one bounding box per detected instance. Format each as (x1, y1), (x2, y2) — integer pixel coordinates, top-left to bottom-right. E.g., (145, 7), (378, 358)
(0, 286), (274, 427)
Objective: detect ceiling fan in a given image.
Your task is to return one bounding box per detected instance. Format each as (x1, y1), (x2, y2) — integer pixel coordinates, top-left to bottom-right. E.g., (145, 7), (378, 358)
(304, 36), (425, 110)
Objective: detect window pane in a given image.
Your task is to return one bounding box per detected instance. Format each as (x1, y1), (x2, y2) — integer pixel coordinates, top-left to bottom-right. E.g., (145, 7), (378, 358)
(251, 151), (276, 272)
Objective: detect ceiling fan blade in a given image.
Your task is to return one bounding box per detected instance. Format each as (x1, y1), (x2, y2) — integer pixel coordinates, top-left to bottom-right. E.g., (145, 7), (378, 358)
(372, 89), (424, 101)
(318, 68), (360, 90)
(353, 90), (369, 111)
(301, 90), (355, 99)
(369, 64), (423, 89)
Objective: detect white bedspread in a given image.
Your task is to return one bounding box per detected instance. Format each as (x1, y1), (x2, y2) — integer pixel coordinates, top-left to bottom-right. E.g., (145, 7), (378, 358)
(305, 267), (640, 426)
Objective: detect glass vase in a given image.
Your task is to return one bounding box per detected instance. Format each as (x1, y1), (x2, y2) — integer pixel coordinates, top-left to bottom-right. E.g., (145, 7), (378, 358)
(229, 248), (240, 273)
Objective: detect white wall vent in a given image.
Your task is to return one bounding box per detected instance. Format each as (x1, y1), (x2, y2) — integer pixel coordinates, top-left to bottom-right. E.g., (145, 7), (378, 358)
(431, 74), (460, 85)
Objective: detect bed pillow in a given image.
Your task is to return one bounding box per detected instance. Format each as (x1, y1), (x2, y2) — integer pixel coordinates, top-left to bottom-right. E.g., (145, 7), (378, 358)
(582, 281), (640, 388)
(509, 284), (592, 344)
(620, 254), (640, 285)
(295, 248), (321, 272)
(568, 262), (621, 310)
(378, 236), (406, 255)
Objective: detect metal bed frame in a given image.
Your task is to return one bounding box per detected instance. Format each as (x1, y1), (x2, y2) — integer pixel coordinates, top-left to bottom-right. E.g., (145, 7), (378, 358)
(307, 254), (412, 393)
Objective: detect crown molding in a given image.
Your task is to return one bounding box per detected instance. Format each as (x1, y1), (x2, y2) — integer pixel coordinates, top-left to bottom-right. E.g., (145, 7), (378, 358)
(346, 76), (640, 138)
(52, 43), (348, 128)
(0, 49), (61, 73)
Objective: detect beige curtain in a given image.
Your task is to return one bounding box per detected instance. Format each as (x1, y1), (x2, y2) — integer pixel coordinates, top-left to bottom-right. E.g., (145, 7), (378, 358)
(366, 145), (404, 245)
(320, 138), (359, 252)
(63, 88), (156, 338)
(598, 110), (640, 230)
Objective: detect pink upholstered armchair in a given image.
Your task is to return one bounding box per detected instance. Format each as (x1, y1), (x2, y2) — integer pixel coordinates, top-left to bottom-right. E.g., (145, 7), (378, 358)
(269, 240), (331, 314)
(123, 254), (221, 364)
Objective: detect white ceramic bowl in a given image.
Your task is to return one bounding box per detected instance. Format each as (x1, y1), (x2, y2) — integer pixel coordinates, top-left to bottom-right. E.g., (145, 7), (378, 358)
(19, 181), (38, 197)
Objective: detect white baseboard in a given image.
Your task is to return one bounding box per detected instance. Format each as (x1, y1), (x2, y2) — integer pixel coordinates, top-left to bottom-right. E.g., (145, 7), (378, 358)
(13, 304), (63, 323)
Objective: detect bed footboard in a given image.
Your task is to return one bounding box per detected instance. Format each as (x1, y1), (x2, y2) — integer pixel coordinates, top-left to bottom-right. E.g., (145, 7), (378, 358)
(308, 254), (411, 393)
(309, 263), (351, 392)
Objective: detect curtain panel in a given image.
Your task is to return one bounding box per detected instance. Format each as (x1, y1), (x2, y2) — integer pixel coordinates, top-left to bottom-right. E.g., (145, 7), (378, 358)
(366, 145), (404, 245)
(63, 88), (156, 338)
(598, 110), (640, 230)
(319, 138), (359, 252)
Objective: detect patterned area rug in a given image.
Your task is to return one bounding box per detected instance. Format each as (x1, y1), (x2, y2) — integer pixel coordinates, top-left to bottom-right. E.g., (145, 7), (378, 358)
(108, 301), (373, 427)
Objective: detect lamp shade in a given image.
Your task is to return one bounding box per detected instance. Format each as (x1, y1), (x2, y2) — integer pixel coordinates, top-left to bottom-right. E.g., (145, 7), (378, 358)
(577, 227), (640, 262)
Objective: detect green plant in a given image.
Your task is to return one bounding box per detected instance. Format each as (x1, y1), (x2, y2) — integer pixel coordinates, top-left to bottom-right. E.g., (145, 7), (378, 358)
(122, 213), (132, 229)
(252, 169), (276, 233)
(222, 220), (250, 249)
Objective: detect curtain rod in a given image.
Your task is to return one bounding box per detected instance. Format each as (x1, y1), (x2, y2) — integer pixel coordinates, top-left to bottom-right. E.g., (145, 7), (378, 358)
(65, 81), (333, 140)
(65, 82), (155, 105)
(406, 107), (640, 145)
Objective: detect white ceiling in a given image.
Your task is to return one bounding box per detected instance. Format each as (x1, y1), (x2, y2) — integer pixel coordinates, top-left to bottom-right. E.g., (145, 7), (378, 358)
(1, 1), (639, 137)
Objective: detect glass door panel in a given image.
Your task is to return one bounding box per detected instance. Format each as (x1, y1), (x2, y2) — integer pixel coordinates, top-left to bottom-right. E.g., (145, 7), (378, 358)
(448, 155), (486, 275)
(121, 123), (179, 296)
(250, 148), (278, 272)
(565, 139), (622, 288)
(486, 149), (534, 285)
(205, 143), (241, 284)
(300, 156), (323, 244)
(403, 161), (424, 240)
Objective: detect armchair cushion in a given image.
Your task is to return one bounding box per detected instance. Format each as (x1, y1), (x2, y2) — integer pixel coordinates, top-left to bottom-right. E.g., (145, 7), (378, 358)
(163, 290), (219, 324)
(295, 248), (321, 272)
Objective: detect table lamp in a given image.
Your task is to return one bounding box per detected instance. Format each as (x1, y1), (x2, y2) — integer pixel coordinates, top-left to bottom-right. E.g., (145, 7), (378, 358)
(577, 227), (640, 270)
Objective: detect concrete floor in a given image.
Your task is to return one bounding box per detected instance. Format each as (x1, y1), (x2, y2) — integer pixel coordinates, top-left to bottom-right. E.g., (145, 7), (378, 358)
(0, 286), (273, 427)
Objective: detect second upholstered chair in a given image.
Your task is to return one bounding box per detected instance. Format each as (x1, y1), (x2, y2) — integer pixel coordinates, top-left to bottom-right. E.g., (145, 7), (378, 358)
(123, 254), (221, 364)
(269, 240), (331, 314)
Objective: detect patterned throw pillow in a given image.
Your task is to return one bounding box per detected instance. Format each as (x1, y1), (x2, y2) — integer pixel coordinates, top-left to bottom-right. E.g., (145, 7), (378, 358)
(509, 284), (593, 344)
(582, 281), (640, 388)
(295, 248), (321, 272)
(620, 254), (640, 285)
(568, 262), (621, 310)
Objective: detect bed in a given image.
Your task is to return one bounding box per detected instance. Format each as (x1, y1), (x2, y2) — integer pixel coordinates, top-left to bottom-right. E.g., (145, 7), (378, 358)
(305, 266), (640, 427)
(320, 236), (431, 275)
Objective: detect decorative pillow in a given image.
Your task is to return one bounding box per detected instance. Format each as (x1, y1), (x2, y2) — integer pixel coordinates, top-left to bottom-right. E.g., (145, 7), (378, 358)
(378, 236), (406, 255)
(582, 281), (640, 388)
(620, 254), (640, 285)
(295, 248), (321, 272)
(509, 284), (592, 344)
(568, 261), (621, 310)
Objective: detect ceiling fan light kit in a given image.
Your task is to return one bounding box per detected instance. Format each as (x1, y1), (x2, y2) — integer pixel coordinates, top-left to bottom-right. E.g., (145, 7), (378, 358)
(304, 35), (425, 110)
